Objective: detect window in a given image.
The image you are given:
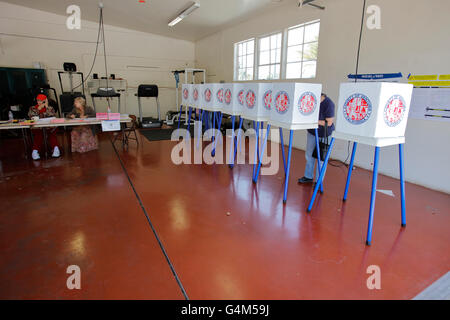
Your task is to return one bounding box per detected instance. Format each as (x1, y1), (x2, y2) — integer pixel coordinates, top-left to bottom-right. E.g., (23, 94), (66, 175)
(233, 20), (320, 81)
(234, 39), (255, 81)
(286, 21), (320, 79)
(257, 33), (282, 80)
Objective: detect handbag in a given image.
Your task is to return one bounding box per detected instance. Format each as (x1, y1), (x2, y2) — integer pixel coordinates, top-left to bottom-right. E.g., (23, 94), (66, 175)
(312, 121), (329, 160)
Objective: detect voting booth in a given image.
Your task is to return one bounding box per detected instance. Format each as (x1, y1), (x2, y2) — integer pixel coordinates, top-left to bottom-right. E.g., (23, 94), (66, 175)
(333, 82), (413, 146)
(222, 83), (243, 116)
(212, 83), (224, 112)
(192, 84), (200, 109)
(269, 82), (322, 130)
(307, 82), (414, 246)
(241, 83), (272, 121)
(249, 82), (323, 204)
(181, 83), (192, 107)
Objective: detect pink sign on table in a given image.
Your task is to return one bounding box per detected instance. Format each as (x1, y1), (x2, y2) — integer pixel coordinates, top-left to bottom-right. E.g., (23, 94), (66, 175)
(108, 113), (121, 120)
(96, 113), (108, 120)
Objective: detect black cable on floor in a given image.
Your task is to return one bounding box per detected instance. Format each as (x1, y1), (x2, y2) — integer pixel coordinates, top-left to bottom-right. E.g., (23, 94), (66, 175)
(110, 140), (189, 300)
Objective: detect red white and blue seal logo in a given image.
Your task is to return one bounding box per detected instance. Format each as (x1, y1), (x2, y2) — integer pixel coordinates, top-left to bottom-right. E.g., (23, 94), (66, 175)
(263, 90), (272, 110)
(183, 88), (189, 100)
(216, 88), (224, 103)
(384, 95), (406, 127)
(237, 89), (245, 106)
(193, 88), (199, 101)
(246, 90), (256, 109)
(224, 89), (232, 105)
(298, 91), (317, 115)
(275, 91), (290, 114)
(204, 88), (212, 102)
(343, 93), (372, 125)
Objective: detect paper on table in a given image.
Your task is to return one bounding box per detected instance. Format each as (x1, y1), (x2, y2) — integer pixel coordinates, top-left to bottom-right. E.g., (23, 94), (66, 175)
(36, 117), (56, 123)
(101, 120), (120, 131)
(51, 118), (65, 123)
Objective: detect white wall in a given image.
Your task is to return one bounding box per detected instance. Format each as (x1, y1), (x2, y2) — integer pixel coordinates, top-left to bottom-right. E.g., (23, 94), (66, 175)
(0, 1), (195, 118)
(195, 0), (450, 194)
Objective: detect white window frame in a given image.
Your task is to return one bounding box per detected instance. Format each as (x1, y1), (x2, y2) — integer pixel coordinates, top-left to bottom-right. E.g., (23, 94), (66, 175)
(256, 31), (283, 80)
(285, 19), (320, 80)
(233, 38), (256, 81)
(232, 19), (320, 81)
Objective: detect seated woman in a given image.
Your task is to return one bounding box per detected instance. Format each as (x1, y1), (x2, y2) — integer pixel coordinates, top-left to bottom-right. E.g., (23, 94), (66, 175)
(66, 97), (99, 153)
(28, 94), (60, 160)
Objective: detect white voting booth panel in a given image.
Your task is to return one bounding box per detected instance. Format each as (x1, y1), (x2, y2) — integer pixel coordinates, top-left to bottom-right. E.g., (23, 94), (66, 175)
(199, 84), (210, 110)
(234, 83), (247, 116)
(192, 84), (200, 108)
(242, 83), (272, 121)
(212, 83), (225, 112)
(269, 82), (322, 130)
(334, 82), (413, 146)
(222, 83), (243, 116)
(181, 84), (192, 107)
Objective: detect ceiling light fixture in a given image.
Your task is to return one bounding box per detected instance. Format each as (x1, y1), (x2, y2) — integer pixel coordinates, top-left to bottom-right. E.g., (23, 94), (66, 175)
(168, 2), (200, 27)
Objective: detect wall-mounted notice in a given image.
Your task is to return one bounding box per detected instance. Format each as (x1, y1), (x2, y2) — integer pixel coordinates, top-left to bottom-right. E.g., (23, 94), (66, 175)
(409, 88), (450, 122)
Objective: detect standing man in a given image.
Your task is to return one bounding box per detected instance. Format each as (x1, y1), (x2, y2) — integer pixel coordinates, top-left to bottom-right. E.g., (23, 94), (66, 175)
(298, 93), (335, 184)
(28, 94), (60, 160)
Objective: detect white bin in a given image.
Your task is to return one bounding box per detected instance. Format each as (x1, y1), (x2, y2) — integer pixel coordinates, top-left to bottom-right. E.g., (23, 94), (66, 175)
(241, 83), (272, 121)
(334, 82), (413, 146)
(181, 84), (192, 107)
(211, 83), (224, 112)
(269, 82), (322, 130)
(222, 83), (242, 116)
(192, 84), (201, 109)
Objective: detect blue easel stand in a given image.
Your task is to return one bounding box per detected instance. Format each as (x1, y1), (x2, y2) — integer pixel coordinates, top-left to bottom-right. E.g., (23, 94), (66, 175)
(212, 112), (223, 157)
(307, 137), (336, 212)
(314, 128), (324, 194)
(228, 115), (235, 165)
(307, 140), (407, 246)
(186, 107), (193, 139)
(282, 130), (294, 204)
(252, 121), (260, 181)
(230, 117), (244, 169)
(253, 124), (271, 183)
(343, 142), (358, 201)
(399, 144), (406, 227)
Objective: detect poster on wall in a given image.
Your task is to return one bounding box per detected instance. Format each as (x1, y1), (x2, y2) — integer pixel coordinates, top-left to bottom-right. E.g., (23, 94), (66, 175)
(409, 88), (450, 122)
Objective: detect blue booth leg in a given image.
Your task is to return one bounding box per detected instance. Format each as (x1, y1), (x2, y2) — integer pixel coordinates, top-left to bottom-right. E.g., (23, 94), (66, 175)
(252, 122), (260, 181)
(399, 143), (406, 227)
(196, 110), (204, 149)
(212, 112), (223, 157)
(314, 128), (324, 194)
(228, 115), (235, 165)
(187, 107), (193, 139)
(366, 146), (380, 246)
(343, 142), (358, 201)
(253, 124), (271, 183)
(282, 130), (294, 204)
(279, 128), (286, 173)
(230, 117), (243, 169)
(177, 105), (183, 129)
(307, 138), (335, 212)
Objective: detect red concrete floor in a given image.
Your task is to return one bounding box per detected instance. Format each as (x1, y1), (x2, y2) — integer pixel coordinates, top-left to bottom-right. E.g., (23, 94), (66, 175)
(1, 130), (449, 299)
(0, 133), (184, 299)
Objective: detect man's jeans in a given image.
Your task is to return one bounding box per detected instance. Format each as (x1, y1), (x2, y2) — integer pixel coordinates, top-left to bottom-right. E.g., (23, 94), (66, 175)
(304, 132), (327, 181)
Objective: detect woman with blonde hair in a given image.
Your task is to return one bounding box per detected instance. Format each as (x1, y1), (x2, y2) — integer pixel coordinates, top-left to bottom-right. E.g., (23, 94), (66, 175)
(66, 97), (99, 153)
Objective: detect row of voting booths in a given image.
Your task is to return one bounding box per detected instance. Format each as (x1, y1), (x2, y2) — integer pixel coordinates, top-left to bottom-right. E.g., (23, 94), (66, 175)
(181, 81), (413, 245)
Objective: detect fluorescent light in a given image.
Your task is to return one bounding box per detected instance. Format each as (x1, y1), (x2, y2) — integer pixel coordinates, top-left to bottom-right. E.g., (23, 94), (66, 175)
(168, 2), (200, 27)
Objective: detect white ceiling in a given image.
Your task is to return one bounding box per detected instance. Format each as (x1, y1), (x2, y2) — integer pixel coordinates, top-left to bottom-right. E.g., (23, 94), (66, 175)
(4, 0), (299, 41)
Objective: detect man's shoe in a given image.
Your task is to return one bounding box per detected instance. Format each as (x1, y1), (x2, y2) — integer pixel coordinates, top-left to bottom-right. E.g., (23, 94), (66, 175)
(52, 146), (60, 158)
(298, 176), (313, 184)
(32, 149), (40, 160)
